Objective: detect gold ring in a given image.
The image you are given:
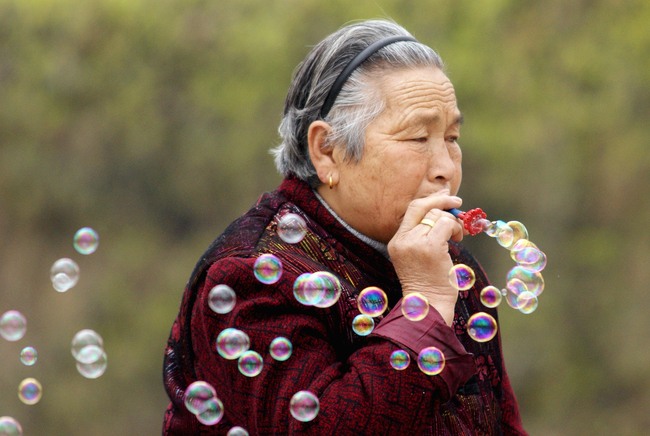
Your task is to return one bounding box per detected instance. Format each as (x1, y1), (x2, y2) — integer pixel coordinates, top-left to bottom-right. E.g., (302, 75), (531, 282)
(420, 218), (437, 228)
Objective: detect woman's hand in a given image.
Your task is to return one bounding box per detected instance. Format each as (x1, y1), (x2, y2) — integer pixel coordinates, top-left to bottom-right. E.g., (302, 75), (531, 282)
(387, 192), (464, 326)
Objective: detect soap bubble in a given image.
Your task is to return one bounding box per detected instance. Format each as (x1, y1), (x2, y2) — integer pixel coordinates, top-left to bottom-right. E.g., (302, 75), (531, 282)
(20, 346), (38, 366)
(494, 221), (515, 248)
(480, 286), (502, 308)
(253, 254), (283, 285)
(293, 273), (325, 306)
(75, 345), (104, 364)
(18, 377), (42, 405)
(73, 227), (99, 255)
(352, 314), (375, 336)
(448, 264), (476, 291)
(506, 221), (528, 245)
(401, 292), (429, 321)
(71, 329), (104, 359)
(227, 426), (249, 436)
(504, 279), (527, 309)
(475, 219), (492, 233)
(50, 258), (80, 292)
(511, 239), (547, 272)
(357, 287), (388, 317)
(517, 291), (539, 314)
(0, 416), (22, 436)
(311, 271), (342, 308)
(507, 266), (545, 296)
(0, 310), (27, 342)
(483, 221), (498, 236)
(277, 213), (307, 244)
(389, 349), (411, 370)
(417, 346), (445, 375)
(184, 381), (217, 415)
(238, 350), (264, 377)
(467, 312), (498, 342)
(289, 391), (320, 422)
(216, 328), (250, 360)
(196, 397), (225, 426)
(208, 284), (237, 314)
(76, 349), (107, 378)
(269, 337), (293, 361)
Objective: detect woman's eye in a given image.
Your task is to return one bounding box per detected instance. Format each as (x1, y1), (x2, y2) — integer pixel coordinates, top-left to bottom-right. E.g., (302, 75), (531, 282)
(411, 137), (428, 143)
(447, 136), (459, 143)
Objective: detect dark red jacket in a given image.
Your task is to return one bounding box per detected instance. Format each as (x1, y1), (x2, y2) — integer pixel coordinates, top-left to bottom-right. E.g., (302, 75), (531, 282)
(163, 176), (527, 435)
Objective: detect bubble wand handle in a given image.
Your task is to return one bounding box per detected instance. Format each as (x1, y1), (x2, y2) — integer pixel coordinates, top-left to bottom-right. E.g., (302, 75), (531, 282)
(446, 207), (488, 236)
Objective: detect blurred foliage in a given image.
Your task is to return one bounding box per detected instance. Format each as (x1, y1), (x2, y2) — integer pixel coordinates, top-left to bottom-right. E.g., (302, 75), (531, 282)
(0, 0), (649, 434)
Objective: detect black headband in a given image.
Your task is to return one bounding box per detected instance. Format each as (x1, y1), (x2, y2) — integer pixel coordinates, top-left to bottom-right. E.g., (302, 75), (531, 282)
(319, 35), (418, 119)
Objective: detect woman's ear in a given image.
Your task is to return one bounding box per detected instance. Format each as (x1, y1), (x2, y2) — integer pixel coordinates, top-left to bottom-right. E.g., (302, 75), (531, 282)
(307, 120), (336, 186)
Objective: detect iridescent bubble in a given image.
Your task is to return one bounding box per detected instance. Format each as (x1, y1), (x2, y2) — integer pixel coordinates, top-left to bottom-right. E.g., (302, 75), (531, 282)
(467, 312), (498, 342)
(494, 221), (515, 248)
(18, 377), (42, 405)
(389, 349), (411, 371)
(293, 273), (325, 306)
(521, 249), (547, 273)
(50, 258), (80, 292)
(357, 287), (388, 317)
(517, 291), (539, 314)
(216, 328), (250, 360)
(401, 292), (429, 321)
(417, 347), (445, 375)
(484, 221), (498, 237)
(0, 416), (23, 436)
(476, 219), (492, 233)
(196, 397), (224, 426)
(71, 329), (103, 359)
(448, 264), (476, 291)
(238, 350), (264, 377)
(507, 266), (545, 296)
(184, 380), (217, 415)
(76, 349), (107, 378)
(506, 221), (528, 245)
(510, 238), (536, 256)
(73, 227), (99, 255)
(227, 426), (249, 436)
(269, 337), (293, 361)
(208, 284), (237, 314)
(20, 346), (38, 366)
(253, 254), (283, 285)
(510, 239), (547, 272)
(311, 271), (342, 308)
(289, 391), (320, 422)
(75, 344), (104, 364)
(351, 314), (375, 336)
(0, 310), (27, 342)
(480, 286), (502, 308)
(277, 213), (307, 244)
(504, 279), (526, 309)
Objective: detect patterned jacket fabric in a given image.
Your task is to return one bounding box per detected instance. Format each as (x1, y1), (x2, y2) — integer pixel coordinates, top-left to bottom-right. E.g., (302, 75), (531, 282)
(163, 176), (527, 435)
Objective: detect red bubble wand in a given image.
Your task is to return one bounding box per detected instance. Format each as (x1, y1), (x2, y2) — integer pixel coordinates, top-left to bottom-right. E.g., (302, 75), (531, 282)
(447, 208), (488, 236)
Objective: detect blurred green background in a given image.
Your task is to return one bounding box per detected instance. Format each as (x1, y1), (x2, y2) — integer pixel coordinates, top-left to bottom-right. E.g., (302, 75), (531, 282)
(1, 0), (649, 434)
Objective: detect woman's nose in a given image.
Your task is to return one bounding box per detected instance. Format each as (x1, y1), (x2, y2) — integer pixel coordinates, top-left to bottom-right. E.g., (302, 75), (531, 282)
(428, 142), (458, 183)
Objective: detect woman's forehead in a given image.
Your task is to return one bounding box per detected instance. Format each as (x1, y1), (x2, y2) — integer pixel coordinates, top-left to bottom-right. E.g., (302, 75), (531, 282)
(376, 69), (460, 127)
(381, 69), (456, 103)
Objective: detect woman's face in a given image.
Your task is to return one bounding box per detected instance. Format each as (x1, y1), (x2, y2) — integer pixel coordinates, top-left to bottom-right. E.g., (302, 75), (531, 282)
(328, 67), (463, 244)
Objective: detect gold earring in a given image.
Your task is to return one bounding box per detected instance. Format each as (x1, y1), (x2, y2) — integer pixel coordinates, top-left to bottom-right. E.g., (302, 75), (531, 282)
(329, 175), (333, 189)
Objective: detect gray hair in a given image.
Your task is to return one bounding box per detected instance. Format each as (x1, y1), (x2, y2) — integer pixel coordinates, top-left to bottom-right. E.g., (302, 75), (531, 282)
(271, 19), (445, 187)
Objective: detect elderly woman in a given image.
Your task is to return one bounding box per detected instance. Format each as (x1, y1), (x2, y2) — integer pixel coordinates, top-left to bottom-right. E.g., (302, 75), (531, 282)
(163, 19), (526, 435)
